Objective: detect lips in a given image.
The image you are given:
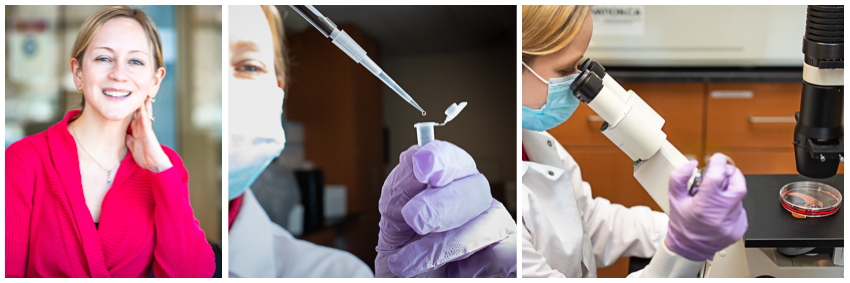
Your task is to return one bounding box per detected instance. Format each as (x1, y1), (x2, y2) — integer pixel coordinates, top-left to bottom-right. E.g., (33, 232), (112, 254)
(103, 89), (131, 98)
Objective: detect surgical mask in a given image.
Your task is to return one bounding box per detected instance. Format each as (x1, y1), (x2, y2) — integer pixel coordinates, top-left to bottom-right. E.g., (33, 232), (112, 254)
(521, 61), (581, 132)
(228, 78), (286, 200)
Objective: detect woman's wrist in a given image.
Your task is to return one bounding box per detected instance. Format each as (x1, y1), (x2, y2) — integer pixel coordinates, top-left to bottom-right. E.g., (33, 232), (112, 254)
(150, 162), (173, 173)
(148, 152), (173, 173)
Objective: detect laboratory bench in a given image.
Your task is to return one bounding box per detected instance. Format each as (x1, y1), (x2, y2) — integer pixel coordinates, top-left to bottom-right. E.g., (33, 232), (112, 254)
(548, 66), (844, 278)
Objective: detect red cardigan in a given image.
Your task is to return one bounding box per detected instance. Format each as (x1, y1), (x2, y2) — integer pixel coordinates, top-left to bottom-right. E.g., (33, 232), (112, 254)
(5, 110), (215, 278)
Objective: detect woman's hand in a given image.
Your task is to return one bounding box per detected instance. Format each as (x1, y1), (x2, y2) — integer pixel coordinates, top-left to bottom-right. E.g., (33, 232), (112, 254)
(664, 153), (748, 262)
(126, 95), (173, 173)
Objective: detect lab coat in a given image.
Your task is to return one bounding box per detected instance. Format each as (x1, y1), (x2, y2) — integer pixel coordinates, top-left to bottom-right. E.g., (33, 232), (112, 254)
(229, 189), (374, 278)
(521, 129), (702, 278)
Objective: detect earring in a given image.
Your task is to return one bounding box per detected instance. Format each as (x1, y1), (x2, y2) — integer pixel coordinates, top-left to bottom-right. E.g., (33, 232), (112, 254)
(151, 98), (156, 103)
(77, 85), (83, 94)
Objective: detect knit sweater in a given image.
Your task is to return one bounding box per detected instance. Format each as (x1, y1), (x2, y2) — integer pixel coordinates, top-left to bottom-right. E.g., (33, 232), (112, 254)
(5, 110), (215, 278)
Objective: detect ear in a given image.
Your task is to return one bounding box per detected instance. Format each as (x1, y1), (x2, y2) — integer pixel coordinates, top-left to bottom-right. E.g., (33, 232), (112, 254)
(148, 67), (167, 98)
(276, 75), (285, 90)
(70, 58), (83, 89)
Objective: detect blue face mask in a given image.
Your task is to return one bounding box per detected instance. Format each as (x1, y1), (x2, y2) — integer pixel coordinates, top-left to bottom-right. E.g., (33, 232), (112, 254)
(521, 62), (581, 132)
(228, 78), (287, 200)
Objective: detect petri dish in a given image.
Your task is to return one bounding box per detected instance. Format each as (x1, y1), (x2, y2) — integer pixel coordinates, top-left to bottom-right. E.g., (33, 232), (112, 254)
(779, 181), (842, 218)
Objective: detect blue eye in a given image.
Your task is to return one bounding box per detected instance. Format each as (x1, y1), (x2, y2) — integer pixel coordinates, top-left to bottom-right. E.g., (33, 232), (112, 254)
(95, 57), (111, 62)
(129, 59), (144, 65)
(240, 65), (260, 72)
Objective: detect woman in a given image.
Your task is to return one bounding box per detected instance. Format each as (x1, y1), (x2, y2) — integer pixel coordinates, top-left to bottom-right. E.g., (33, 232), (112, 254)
(5, 6), (215, 278)
(521, 5), (748, 277)
(226, 5), (373, 278)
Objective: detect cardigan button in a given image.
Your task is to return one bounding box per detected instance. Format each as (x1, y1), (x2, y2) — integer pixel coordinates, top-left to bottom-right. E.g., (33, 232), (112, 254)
(548, 171), (554, 176)
(547, 140), (553, 147)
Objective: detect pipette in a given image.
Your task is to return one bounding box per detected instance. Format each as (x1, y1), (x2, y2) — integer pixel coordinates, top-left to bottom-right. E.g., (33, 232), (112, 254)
(290, 5), (427, 116)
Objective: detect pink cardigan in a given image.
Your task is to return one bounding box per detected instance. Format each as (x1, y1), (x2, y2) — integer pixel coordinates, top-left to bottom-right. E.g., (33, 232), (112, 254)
(5, 110), (215, 278)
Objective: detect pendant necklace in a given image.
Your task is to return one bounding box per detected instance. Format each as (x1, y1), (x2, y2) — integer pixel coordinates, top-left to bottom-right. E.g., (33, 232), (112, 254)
(71, 124), (127, 185)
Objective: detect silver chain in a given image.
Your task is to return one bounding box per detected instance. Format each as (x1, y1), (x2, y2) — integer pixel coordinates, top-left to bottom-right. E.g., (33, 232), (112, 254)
(70, 123), (127, 185)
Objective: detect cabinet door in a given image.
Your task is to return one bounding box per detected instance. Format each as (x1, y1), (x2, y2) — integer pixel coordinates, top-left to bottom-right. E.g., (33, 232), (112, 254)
(706, 83), (801, 149)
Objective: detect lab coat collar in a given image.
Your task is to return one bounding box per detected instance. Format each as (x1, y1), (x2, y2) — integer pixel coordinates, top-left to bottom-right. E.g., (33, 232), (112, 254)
(522, 129), (564, 168)
(522, 130), (566, 180)
(228, 189), (277, 278)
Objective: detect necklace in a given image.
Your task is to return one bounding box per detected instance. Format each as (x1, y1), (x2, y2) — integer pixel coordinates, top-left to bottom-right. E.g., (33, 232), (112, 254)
(70, 123), (127, 185)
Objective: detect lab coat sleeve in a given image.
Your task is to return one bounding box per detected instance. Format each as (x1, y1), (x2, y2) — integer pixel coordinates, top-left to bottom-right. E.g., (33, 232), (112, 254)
(556, 145), (668, 268)
(626, 239), (704, 278)
(150, 146), (216, 278)
(521, 221), (566, 278)
(5, 140), (36, 278)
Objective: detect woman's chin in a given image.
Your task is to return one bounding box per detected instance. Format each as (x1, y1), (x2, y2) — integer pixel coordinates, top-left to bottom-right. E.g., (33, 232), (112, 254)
(94, 108), (136, 122)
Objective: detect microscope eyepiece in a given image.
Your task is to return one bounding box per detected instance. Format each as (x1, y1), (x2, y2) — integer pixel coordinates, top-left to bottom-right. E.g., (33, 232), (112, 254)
(578, 58), (607, 78)
(570, 70), (604, 104)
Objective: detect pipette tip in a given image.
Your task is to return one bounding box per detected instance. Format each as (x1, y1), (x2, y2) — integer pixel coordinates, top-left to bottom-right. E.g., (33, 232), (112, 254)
(421, 111), (426, 116)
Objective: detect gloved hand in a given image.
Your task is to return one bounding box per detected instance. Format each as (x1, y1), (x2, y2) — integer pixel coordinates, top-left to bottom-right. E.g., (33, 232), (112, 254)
(665, 153), (749, 262)
(375, 140), (517, 278)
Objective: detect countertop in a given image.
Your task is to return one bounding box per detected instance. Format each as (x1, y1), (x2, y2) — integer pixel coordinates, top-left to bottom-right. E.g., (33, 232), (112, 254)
(606, 67), (803, 83)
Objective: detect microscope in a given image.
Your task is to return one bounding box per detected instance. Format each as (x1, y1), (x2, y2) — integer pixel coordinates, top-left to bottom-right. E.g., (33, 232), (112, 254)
(701, 5), (843, 278)
(569, 5), (843, 277)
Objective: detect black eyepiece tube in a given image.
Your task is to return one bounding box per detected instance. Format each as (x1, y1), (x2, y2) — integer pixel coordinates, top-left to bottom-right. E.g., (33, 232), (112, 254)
(570, 70), (604, 104)
(578, 58), (607, 78)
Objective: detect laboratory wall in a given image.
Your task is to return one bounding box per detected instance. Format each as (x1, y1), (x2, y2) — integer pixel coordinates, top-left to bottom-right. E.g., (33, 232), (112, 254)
(4, 5), (223, 243)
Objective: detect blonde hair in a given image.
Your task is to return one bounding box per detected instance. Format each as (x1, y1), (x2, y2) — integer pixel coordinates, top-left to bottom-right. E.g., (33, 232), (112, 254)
(260, 5), (290, 92)
(71, 6), (164, 71)
(522, 5), (591, 64)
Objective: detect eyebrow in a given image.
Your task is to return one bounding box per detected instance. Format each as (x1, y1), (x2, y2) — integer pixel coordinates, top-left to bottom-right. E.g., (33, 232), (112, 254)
(231, 41), (260, 55)
(91, 46), (149, 56)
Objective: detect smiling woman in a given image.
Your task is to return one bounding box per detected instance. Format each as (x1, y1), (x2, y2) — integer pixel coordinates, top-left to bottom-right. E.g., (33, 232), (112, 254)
(5, 6), (215, 278)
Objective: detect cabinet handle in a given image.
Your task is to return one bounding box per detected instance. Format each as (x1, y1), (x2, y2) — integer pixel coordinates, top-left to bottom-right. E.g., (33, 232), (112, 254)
(748, 116), (796, 124)
(711, 90), (753, 99)
(587, 115), (605, 122)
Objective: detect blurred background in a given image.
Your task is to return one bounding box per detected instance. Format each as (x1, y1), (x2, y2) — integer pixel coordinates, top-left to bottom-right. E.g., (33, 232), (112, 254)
(248, 5), (516, 271)
(4, 5), (223, 243)
(548, 5), (843, 277)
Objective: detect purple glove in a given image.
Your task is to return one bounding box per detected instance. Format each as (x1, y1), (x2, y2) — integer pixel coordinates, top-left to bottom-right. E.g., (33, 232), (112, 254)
(375, 140), (517, 278)
(666, 153), (749, 261)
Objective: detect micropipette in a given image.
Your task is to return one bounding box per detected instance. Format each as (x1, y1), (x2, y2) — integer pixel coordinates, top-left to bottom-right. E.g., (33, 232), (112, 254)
(289, 5), (427, 116)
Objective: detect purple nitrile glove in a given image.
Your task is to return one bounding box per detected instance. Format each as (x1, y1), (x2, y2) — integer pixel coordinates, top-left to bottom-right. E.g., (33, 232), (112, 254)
(666, 153), (749, 262)
(375, 140), (517, 278)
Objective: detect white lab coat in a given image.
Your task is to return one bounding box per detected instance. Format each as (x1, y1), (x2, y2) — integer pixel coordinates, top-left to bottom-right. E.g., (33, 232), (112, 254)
(229, 189), (374, 278)
(521, 129), (703, 278)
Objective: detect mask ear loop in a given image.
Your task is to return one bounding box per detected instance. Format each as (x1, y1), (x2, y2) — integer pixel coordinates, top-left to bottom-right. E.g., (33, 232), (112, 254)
(521, 61), (549, 84)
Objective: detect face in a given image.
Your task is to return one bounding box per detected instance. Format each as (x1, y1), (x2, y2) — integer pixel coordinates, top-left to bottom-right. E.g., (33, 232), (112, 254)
(228, 5), (278, 88)
(71, 17), (165, 121)
(521, 12), (593, 109)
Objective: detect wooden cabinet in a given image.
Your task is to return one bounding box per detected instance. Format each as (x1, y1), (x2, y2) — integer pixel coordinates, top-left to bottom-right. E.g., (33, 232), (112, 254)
(705, 83), (801, 149)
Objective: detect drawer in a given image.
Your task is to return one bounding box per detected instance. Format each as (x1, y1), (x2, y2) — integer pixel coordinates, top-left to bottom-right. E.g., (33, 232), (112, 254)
(705, 148), (844, 175)
(565, 147), (703, 212)
(552, 82), (704, 150)
(706, 83), (801, 149)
